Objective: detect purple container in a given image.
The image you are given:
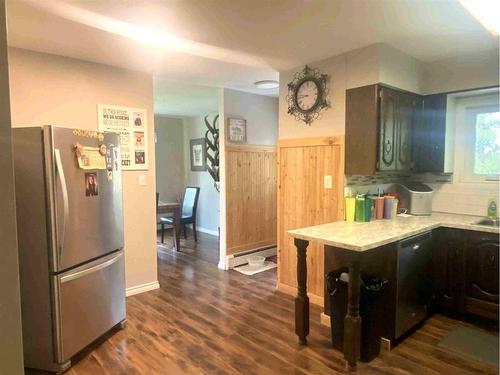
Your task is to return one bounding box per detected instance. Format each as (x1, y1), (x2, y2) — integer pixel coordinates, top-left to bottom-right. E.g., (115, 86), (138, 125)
(384, 197), (394, 219)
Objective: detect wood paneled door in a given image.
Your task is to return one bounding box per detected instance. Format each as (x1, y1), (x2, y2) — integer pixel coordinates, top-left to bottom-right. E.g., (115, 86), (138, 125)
(225, 144), (277, 255)
(277, 136), (344, 302)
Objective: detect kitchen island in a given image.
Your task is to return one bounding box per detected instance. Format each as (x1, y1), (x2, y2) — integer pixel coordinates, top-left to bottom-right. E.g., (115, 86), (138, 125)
(287, 212), (499, 370)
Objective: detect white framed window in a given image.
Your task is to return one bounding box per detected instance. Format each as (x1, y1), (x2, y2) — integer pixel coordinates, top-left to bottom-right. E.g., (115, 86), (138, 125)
(455, 93), (500, 183)
(462, 105), (500, 182)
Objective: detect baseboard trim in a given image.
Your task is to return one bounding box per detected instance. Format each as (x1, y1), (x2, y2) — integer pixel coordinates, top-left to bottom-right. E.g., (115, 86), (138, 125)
(196, 227), (219, 236)
(126, 281), (160, 297)
(277, 282), (324, 307)
(320, 312), (331, 327)
(227, 246), (277, 269)
(218, 257), (228, 270)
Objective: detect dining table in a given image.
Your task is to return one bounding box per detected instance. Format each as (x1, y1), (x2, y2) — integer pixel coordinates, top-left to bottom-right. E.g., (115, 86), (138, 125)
(157, 201), (181, 251)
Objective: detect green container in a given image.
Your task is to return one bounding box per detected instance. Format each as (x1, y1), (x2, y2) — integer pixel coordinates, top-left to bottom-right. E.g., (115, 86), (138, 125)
(355, 195), (366, 222)
(365, 197), (375, 222)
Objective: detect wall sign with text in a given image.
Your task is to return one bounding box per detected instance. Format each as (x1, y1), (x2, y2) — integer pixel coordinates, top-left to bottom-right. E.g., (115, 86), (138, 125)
(97, 104), (148, 170)
(227, 118), (247, 143)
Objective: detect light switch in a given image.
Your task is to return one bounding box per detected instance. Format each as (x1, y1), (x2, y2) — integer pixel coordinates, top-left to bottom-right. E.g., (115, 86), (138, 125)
(324, 175), (332, 189)
(138, 175), (146, 186)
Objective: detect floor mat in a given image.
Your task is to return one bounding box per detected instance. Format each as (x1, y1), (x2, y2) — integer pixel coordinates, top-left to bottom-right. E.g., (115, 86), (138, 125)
(437, 325), (499, 366)
(233, 261), (277, 276)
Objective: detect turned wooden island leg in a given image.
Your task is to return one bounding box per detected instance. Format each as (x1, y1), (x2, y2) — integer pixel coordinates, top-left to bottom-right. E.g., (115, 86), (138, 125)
(294, 238), (309, 345)
(344, 255), (362, 370)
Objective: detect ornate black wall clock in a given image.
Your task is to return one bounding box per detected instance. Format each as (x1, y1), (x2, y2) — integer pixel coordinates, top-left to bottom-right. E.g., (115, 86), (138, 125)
(286, 65), (330, 126)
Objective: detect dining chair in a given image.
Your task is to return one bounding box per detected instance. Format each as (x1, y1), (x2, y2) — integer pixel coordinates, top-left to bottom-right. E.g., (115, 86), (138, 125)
(156, 192), (167, 243)
(159, 187), (201, 242)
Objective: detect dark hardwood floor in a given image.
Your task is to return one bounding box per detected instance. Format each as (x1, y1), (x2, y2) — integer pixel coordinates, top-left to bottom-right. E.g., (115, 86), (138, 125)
(157, 227), (220, 265)
(27, 230), (498, 375)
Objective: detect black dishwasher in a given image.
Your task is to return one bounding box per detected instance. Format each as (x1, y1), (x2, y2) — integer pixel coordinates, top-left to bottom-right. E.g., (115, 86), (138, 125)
(395, 231), (433, 338)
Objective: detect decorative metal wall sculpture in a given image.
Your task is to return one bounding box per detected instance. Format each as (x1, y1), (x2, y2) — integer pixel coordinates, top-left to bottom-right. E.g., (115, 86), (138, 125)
(204, 114), (220, 192)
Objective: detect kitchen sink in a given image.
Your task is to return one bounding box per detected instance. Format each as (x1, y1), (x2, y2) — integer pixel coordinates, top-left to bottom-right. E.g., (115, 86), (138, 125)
(473, 218), (500, 227)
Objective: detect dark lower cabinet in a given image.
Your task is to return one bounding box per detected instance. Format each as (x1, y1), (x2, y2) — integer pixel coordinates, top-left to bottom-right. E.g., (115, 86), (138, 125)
(464, 233), (499, 320)
(433, 228), (466, 313)
(434, 229), (499, 320)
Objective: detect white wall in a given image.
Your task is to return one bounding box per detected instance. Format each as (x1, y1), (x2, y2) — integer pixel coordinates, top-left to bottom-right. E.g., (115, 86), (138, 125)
(279, 44), (384, 139)
(183, 115), (220, 235)
(155, 116), (185, 203)
(378, 43), (423, 94)
(0, 5), (24, 374)
(223, 88), (279, 145)
(8, 47), (158, 292)
(422, 48), (500, 95)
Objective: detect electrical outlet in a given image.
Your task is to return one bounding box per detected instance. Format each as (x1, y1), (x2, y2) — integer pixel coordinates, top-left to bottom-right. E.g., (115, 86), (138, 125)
(324, 175), (332, 189)
(138, 175), (146, 186)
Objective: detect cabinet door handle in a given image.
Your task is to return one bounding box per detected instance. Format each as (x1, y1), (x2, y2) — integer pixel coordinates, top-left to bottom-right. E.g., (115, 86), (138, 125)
(385, 140), (392, 154)
(412, 244), (420, 251)
(471, 283), (499, 303)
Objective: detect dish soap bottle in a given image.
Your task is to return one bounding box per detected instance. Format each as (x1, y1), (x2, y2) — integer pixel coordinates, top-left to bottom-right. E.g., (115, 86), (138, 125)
(487, 199), (497, 220)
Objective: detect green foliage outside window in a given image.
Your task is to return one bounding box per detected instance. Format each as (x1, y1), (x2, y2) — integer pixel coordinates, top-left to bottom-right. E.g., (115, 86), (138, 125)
(474, 111), (500, 175)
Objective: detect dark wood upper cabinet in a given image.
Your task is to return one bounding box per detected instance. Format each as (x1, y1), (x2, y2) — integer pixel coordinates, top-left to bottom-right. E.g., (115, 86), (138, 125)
(398, 93), (422, 172)
(345, 84), (423, 175)
(413, 94), (448, 173)
(378, 87), (398, 171)
(345, 85), (379, 175)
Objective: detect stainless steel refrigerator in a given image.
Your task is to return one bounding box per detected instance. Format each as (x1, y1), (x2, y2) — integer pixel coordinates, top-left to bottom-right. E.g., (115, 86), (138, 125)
(13, 125), (126, 373)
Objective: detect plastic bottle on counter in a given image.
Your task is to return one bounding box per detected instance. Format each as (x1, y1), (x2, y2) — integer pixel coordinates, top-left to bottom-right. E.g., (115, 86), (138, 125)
(375, 197), (384, 220)
(355, 194), (366, 222)
(345, 191), (356, 222)
(384, 196), (395, 219)
(392, 199), (399, 218)
(365, 196), (376, 222)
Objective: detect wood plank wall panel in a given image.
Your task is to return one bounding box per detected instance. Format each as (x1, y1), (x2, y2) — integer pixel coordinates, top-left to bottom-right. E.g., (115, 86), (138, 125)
(225, 145), (277, 255)
(277, 136), (344, 301)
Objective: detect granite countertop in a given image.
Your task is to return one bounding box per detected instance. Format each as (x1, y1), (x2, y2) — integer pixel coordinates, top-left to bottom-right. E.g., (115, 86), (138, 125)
(287, 212), (499, 252)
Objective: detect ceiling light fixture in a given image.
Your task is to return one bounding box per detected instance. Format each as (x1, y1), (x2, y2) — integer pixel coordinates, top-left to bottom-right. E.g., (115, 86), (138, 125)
(459, 0), (500, 36)
(254, 80), (279, 89)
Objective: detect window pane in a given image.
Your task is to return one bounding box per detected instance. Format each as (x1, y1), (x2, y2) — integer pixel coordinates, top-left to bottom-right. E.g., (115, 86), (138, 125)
(474, 111), (500, 175)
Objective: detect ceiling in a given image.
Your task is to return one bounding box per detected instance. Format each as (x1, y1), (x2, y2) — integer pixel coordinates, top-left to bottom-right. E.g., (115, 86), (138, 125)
(154, 81), (218, 117)
(6, 0), (499, 116)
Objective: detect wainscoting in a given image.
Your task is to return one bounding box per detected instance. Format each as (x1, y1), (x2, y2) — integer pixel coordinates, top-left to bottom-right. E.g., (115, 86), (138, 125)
(277, 136), (344, 300)
(225, 144), (277, 255)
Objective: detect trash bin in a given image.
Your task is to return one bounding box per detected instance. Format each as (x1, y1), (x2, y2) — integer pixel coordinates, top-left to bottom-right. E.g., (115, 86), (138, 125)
(326, 268), (388, 362)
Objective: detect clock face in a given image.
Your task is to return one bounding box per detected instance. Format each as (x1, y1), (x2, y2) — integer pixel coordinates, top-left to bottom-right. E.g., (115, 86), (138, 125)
(296, 79), (319, 111)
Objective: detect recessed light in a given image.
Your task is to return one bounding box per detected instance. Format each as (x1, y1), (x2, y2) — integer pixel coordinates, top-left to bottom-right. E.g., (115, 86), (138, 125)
(254, 80), (279, 89)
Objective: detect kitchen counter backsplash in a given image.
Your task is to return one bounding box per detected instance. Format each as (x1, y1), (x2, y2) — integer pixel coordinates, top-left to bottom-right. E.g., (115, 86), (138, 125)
(346, 172), (453, 187)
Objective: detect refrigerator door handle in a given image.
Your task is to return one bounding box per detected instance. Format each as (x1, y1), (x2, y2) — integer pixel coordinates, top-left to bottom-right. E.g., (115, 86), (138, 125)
(60, 252), (123, 283)
(54, 148), (69, 258)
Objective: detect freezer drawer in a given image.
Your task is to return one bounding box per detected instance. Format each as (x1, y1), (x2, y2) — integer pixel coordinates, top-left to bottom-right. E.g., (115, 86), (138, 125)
(54, 251), (126, 361)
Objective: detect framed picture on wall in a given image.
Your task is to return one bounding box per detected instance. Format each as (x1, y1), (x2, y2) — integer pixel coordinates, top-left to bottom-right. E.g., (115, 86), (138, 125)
(190, 138), (207, 171)
(227, 118), (247, 143)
